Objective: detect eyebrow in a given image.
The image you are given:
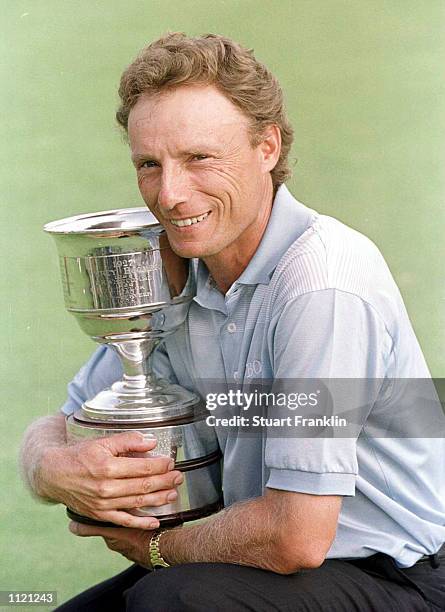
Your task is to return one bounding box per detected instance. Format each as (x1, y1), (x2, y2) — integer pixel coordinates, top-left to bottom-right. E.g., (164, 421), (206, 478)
(131, 147), (222, 164)
(131, 153), (154, 164)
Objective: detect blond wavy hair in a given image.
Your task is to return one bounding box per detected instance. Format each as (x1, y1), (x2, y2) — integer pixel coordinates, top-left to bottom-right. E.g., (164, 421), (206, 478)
(116, 32), (294, 190)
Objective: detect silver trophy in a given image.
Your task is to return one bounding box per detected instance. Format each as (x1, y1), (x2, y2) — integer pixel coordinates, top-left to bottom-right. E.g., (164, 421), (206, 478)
(44, 208), (222, 527)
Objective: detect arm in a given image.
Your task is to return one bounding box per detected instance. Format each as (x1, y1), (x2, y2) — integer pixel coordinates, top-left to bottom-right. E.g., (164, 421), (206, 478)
(72, 488), (341, 574)
(20, 344), (185, 528)
(161, 488), (341, 573)
(19, 413), (183, 529)
(19, 413), (67, 501)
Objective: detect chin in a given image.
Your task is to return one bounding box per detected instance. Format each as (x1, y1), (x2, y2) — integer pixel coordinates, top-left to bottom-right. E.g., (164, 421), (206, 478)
(164, 222), (223, 259)
(169, 243), (205, 259)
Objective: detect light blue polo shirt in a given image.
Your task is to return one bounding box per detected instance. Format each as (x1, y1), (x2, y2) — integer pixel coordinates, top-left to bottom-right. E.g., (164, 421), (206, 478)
(62, 185), (445, 567)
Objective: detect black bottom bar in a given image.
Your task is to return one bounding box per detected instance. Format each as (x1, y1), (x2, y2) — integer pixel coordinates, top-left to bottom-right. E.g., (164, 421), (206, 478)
(66, 497), (224, 529)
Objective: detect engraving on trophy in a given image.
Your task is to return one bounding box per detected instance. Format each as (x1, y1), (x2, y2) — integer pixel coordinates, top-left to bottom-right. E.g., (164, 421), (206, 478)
(86, 252), (158, 309)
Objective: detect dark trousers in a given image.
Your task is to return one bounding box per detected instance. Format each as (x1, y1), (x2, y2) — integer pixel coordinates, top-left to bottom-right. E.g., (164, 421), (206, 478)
(56, 554), (445, 611)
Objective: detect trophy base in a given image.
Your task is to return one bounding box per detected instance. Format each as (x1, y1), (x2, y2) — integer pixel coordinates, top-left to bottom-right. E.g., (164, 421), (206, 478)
(66, 497), (224, 529)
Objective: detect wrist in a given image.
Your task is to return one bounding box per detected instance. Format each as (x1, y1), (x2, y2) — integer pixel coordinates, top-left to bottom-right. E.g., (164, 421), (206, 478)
(34, 446), (63, 501)
(149, 529), (170, 570)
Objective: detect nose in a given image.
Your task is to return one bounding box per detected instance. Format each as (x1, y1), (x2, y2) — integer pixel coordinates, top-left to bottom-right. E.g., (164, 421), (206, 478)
(157, 164), (189, 213)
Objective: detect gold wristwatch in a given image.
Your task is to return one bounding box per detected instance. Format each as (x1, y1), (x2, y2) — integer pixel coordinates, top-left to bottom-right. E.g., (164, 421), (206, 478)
(149, 530), (170, 570)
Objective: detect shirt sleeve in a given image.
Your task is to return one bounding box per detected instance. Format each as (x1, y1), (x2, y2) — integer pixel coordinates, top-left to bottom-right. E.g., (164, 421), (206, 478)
(60, 342), (178, 415)
(60, 345), (122, 415)
(265, 288), (393, 496)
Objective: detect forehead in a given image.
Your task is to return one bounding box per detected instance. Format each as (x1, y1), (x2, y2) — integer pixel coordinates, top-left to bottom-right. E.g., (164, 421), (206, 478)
(128, 85), (250, 149)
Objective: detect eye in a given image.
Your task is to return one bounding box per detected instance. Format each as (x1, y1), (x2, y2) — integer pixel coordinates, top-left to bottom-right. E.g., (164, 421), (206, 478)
(191, 154), (209, 161)
(139, 160), (159, 169)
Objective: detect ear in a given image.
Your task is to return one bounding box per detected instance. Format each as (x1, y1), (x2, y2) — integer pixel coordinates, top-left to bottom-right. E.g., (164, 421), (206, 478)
(257, 124), (281, 174)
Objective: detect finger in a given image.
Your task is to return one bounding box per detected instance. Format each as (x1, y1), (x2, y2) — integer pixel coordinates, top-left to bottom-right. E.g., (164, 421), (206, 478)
(98, 455), (175, 480)
(69, 509), (160, 531)
(97, 487), (179, 510)
(69, 521), (124, 538)
(95, 470), (183, 499)
(99, 432), (158, 456)
(100, 511), (160, 530)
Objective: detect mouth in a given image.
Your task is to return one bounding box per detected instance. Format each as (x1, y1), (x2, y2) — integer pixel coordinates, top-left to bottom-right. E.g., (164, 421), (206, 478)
(169, 211), (211, 228)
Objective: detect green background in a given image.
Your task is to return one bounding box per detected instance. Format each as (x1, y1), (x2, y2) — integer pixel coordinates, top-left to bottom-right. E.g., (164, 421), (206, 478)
(1, 0), (444, 608)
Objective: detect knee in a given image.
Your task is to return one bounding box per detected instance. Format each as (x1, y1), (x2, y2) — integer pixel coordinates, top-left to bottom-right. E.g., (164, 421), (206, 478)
(125, 565), (220, 612)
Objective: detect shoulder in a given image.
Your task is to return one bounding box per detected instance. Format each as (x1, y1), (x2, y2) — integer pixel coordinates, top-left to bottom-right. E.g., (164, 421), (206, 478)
(269, 213), (400, 314)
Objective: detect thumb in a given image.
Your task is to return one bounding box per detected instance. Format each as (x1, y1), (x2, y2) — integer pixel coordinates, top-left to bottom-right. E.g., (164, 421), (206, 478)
(69, 521), (122, 538)
(99, 432), (157, 456)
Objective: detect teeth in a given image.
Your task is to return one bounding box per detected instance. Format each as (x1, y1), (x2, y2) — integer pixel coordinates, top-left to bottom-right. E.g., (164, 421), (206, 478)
(170, 212), (209, 227)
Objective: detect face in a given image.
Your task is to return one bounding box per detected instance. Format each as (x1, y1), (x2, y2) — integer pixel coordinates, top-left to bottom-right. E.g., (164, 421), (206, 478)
(128, 85), (279, 260)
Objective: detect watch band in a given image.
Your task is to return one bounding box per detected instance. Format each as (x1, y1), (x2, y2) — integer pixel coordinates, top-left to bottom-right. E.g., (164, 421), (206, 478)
(149, 530), (170, 570)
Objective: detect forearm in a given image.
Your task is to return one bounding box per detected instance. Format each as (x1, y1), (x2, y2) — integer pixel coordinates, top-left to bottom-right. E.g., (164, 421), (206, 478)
(19, 413), (67, 501)
(70, 490), (339, 570)
(161, 493), (301, 574)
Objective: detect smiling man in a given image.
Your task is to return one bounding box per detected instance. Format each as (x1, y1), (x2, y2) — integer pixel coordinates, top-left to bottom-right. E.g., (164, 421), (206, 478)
(21, 33), (445, 611)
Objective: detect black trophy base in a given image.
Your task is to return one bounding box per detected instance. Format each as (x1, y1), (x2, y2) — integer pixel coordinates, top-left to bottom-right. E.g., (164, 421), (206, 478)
(66, 498), (224, 529)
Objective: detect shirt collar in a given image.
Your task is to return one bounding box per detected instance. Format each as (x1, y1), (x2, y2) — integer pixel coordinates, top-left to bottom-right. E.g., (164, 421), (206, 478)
(193, 258), (227, 313)
(235, 184), (317, 285)
(193, 184), (317, 307)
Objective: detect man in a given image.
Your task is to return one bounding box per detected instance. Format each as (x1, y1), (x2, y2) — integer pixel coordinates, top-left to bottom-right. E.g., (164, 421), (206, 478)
(21, 33), (445, 610)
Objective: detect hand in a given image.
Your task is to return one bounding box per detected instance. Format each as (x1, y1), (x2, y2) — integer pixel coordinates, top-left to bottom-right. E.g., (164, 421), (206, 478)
(38, 432), (183, 529)
(69, 520), (156, 568)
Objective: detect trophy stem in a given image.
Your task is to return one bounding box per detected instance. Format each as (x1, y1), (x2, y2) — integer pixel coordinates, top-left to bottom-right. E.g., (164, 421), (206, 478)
(109, 337), (161, 391)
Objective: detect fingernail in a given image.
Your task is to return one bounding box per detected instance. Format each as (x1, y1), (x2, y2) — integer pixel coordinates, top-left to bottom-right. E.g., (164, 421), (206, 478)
(168, 459), (175, 470)
(167, 491), (178, 502)
(148, 520), (160, 529)
(174, 474), (184, 485)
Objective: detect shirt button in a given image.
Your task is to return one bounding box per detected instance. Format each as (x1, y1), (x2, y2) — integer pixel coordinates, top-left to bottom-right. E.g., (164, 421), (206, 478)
(227, 322), (237, 333)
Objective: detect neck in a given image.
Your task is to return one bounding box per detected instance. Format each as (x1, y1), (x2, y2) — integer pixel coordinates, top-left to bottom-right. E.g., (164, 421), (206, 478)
(203, 182), (274, 294)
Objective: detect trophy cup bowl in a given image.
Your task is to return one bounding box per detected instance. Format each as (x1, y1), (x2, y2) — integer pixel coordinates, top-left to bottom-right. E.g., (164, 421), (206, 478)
(44, 207), (222, 527)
